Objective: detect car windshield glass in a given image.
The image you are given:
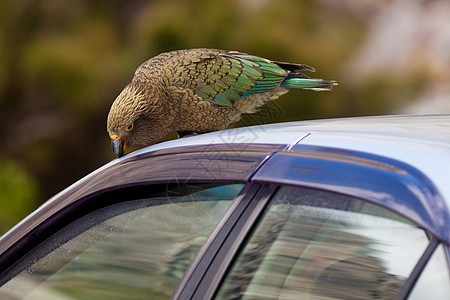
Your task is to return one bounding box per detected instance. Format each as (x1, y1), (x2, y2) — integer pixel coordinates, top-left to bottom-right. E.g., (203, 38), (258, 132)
(0, 183), (244, 299)
(216, 185), (429, 300)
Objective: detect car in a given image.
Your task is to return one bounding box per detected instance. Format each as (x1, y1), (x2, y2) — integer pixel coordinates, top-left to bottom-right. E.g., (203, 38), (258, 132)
(0, 114), (449, 299)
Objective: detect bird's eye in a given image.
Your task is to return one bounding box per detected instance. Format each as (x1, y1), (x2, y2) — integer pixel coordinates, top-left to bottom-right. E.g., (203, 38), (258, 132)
(126, 124), (134, 131)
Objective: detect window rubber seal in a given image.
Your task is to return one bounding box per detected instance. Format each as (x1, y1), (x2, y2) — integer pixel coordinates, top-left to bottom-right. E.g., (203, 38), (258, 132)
(396, 237), (440, 300)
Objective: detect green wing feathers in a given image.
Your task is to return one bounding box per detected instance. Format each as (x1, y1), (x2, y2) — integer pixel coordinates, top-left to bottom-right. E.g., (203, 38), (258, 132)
(178, 49), (336, 107)
(194, 52), (288, 107)
(230, 54), (287, 98)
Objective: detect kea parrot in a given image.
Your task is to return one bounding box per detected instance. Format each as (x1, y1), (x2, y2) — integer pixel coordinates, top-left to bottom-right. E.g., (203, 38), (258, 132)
(107, 48), (337, 157)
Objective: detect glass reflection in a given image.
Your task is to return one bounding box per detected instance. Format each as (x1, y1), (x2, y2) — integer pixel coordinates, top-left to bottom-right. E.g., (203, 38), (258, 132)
(217, 186), (428, 300)
(1, 184), (243, 299)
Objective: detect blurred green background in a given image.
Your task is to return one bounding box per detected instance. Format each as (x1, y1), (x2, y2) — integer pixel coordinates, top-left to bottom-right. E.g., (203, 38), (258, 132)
(1, 0), (449, 233)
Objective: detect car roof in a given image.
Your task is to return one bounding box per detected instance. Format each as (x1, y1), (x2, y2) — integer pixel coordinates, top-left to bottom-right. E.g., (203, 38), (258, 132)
(128, 114), (450, 151)
(126, 114), (450, 203)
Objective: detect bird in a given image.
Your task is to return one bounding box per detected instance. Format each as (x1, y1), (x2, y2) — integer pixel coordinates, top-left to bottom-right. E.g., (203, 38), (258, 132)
(107, 48), (337, 157)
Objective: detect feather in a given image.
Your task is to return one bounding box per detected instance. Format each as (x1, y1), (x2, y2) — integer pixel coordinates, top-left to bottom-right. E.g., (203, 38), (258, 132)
(281, 77), (337, 91)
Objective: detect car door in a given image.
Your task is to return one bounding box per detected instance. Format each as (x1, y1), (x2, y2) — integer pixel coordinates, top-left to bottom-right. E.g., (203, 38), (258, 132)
(177, 145), (450, 299)
(1, 143), (448, 299)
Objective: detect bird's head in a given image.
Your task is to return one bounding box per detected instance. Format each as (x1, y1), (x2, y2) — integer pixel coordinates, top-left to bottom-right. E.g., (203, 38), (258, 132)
(107, 82), (166, 158)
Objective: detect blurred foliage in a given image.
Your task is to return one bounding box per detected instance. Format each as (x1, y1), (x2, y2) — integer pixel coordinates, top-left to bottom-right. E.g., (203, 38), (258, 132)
(0, 160), (39, 233)
(0, 0), (447, 233)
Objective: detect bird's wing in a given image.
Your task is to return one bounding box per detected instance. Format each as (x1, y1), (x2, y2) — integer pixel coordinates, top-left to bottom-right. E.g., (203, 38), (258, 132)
(171, 50), (289, 107)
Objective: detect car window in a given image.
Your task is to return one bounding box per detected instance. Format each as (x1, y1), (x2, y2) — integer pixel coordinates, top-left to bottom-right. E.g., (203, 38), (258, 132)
(216, 185), (429, 300)
(408, 244), (450, 299)
(0, 183), (244, 299)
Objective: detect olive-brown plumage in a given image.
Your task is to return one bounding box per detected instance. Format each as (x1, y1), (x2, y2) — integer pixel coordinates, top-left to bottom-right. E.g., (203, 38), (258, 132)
(107, 48), (337, 157)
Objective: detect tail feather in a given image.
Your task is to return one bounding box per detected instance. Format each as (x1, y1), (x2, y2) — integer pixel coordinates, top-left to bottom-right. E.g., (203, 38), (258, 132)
(274, 61), (337, 91)
(280, 77), (338, 91)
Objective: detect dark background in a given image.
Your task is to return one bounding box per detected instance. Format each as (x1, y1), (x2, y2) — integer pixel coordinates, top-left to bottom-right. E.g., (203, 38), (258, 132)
(1, 0), (449, 233)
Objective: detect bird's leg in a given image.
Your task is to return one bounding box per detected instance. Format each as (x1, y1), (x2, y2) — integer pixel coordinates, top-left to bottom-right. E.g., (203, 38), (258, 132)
(177, 131), (200, 138)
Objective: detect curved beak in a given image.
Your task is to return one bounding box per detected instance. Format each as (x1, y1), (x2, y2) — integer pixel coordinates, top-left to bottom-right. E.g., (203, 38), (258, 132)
(111, 136), (127, 158)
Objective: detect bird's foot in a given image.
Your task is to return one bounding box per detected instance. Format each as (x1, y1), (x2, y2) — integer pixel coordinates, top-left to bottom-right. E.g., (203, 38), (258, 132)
(177, 131), (200, 138)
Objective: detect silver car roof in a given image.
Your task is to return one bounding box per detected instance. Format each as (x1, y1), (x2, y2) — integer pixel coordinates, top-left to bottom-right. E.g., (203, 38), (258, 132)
(125, 114), (450, 205)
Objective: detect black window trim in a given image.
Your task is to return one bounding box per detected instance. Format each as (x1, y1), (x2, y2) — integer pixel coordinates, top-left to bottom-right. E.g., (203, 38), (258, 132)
(396, 238), (440, 300)
(172, 183), (278, 300)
